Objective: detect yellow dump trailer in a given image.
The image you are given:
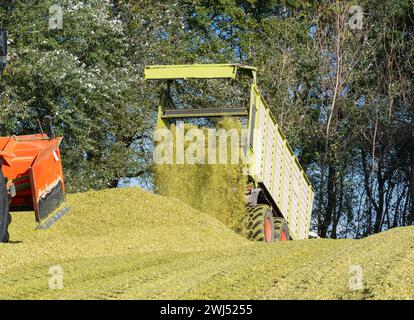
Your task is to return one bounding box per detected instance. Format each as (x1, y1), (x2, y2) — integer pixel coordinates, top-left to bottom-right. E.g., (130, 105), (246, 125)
(145, 64), (314, 241)
(247, 86), (314, 240)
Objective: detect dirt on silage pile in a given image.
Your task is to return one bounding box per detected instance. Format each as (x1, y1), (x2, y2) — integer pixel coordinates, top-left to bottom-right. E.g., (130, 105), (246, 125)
(153, 117), (247, 232)
(0, 187), (413, 300)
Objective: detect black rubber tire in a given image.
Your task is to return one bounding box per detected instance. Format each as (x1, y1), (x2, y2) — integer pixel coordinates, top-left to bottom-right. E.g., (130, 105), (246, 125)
(274, 217), (290, 241)
(0, 163), (10, 243)
(245, 204), (275, 242)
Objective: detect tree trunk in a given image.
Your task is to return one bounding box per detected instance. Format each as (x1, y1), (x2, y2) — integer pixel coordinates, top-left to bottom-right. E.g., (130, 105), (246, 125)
(320, 163), (336, 238)
(331, 174), (344, 239)
(374, 166), (384, 233)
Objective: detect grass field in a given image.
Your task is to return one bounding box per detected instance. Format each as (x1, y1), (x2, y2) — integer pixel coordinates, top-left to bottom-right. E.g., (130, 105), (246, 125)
(0, 187), (413, 300)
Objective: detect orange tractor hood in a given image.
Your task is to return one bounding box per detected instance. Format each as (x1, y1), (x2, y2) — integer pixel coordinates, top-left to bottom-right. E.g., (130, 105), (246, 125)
(0, 134), (65, 222)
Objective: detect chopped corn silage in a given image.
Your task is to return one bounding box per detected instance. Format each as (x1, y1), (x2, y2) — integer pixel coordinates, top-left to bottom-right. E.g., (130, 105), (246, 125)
(0, 187), (413, 300)
(153, 118), (247, 231)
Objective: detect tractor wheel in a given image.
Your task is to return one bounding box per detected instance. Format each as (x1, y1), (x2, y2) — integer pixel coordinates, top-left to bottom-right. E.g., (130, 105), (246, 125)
(245, 204), (275, 243)
(274, 217), (290, 241)
(0, 164), (10, 243)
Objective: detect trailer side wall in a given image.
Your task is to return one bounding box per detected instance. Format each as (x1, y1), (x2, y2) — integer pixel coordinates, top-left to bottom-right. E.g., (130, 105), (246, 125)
(248, 86), (314, 240)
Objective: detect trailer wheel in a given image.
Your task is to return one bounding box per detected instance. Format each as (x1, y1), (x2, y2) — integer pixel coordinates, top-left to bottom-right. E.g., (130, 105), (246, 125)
(0, 164), (10, 243)
(274, 217), (290, 241)
(246, 205), (275, 243)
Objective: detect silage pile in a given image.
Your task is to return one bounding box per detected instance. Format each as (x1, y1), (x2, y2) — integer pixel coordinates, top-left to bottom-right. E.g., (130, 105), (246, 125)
(0, 187), (413, 300)
(153, 118), (247, 232)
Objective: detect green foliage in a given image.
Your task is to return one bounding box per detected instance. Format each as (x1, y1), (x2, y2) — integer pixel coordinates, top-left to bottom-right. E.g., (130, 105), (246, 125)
(0, 0), (150, 191)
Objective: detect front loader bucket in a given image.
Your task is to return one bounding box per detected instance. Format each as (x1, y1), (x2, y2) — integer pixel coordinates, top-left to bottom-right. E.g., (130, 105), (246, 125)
(0, 134), (65, 222)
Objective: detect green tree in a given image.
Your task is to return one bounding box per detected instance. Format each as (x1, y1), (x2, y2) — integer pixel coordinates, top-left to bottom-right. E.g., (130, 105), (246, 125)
(0, 0), (149, 191)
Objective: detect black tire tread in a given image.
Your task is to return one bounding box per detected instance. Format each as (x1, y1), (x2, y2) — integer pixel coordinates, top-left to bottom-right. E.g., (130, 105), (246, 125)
(273, 217), (290, 241)
(244, 204), (273, 242)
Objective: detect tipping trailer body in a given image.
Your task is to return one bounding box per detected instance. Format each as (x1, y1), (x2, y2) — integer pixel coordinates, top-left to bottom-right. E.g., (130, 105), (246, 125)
(145, 64), (314, 240)
(247, 86), (314, 240)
